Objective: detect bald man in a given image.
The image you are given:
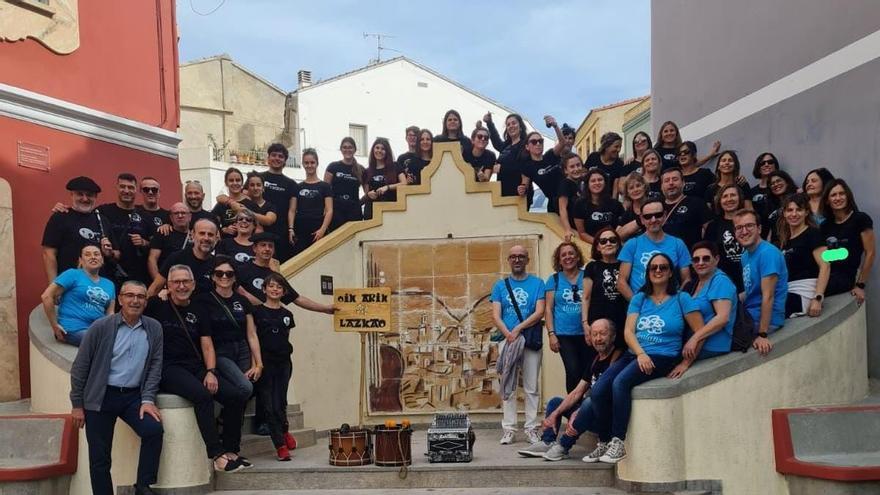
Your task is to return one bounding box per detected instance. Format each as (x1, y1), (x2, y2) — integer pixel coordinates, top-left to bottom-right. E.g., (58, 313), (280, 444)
(148, 202), (192, 281)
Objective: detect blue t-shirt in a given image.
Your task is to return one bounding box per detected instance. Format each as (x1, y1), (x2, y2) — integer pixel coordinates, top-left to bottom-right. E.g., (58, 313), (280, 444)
(628, 291), (699, 357)
(741, 241), (788, 328)
(545, 270), (584, 336)
(619, 233), (691, 293)
(54, 269), (115, 333)
(491, 275), (546, 332)
(692, 270), (737, 353)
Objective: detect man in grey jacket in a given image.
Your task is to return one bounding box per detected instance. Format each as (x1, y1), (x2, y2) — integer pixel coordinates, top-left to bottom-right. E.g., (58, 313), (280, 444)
(70, 280), (163, 495)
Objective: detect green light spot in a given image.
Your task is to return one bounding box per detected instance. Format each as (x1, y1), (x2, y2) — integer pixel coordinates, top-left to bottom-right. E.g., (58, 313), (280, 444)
(822, 247), (849, 262)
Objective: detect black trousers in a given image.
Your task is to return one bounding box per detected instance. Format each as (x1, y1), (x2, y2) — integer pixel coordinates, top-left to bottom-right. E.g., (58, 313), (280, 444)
(557, 335), (596, 393)
(292, 216), (324, 256)
(330, 199), (362, 231)
(256, 360), (292, 448)
(160, 364), (249, 457)
(84, 387), (163, 495)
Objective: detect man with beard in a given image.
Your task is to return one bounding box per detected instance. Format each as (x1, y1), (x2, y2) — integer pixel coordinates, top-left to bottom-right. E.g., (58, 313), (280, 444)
(184, 180), (219, 227)
(258, 144), (299, 263)
(42, 176), (117, 281)
(660, 167), (711, 249)
(148, 218), (218, 296)
(147, 203), (191, 281)
(138, 177), (169, 229)
(517, 320), (622, 461)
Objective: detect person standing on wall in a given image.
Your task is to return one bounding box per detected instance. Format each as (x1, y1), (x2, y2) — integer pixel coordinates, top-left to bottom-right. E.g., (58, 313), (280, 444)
(325, 137), (366, 230)
(492, 245), (546, 446)
(69, 280), (163, 495)
(289, 148), (333, 256)
(259, 143), (300, 263)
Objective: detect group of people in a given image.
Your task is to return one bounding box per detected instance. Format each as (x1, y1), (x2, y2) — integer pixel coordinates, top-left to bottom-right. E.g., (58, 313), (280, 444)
(41, 167), (335, 494)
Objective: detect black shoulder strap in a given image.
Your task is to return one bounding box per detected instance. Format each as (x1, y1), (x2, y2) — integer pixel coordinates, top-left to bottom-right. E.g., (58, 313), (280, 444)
(504, 278), (525, 323)
(553, 272), (559, 292)
(211, 292), (242, 330)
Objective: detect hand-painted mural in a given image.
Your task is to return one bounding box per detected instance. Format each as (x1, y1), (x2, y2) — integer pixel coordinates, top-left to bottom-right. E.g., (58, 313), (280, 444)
(364, 236), (540, 414)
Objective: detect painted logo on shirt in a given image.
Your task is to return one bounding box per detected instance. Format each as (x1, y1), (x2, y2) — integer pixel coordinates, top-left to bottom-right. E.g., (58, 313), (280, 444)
(234, 252), (253, 263)
(152, 216), (163, 227)
(742, 264), (752, 293)
(675, 205), (689, 215)
(752, 193), (766, 203)
(591, 211), (614, 223)
(505, 287), (530, 310)
(86, 285), (111, 309)
(602, 268), (620, 300)
(185, 312), (197, 324)
(129, 211), (143, 223)
(252, 278), (264, 290)
(299, 189), (320, 199)
(78, 228), (100, 241)
(722, 230), (743, 262)
(639, 250), (662, 268)
(637, 315), (666, 335)
(232, 301), (244, 312)
(283, 316), (291, 326)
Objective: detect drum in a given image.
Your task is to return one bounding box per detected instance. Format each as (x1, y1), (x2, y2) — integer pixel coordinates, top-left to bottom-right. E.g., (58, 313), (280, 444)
(328, 426), (372, 466)
(374, 426), (412, 467)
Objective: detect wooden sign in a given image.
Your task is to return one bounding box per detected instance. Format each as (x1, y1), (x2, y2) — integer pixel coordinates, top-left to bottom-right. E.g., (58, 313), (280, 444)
(333, 287), (392, 332)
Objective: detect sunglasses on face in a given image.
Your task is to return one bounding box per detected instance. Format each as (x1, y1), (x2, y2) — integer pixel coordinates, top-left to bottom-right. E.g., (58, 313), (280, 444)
(760, 159), (777, 166)
(642, 211), (664, 221)
(678, 150), (692, 156)
(213, 270), (235, 279)
(141, 187), (159, 194)
(474, 134), (489, 141)
(635, 139), (648, 145)
(649, 264), (671, 273)
(236, 218), (254, 224)
(529, 138), (544, 145)
(597, 236), (619, 246)
(692, 255), (713, 264)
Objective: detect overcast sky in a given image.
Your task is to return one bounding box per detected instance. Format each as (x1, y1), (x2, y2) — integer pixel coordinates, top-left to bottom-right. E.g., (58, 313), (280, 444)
(177, 0), (651, 130)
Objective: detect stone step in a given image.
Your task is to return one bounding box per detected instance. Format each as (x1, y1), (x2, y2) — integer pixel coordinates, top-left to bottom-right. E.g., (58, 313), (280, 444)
(208, 489), (630, 495)
(240, 427), (317, 458)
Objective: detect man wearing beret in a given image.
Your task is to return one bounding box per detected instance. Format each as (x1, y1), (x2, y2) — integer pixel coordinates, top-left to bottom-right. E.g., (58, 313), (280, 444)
(42, 176), (118, 282)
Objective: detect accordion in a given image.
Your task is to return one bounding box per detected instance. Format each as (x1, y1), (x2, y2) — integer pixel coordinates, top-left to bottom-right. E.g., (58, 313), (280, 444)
(425, 412), (475, 463)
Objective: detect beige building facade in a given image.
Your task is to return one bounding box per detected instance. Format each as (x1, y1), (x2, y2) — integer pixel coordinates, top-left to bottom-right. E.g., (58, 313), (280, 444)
(574, 95), (648, 159)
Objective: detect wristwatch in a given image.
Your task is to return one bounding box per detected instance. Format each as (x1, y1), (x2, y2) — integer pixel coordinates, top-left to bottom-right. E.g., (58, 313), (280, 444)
(206, 368), (217, 375)
(757, 332), (768, 339)
(814, 294), (824, 302)
(856, 282), (866, 290)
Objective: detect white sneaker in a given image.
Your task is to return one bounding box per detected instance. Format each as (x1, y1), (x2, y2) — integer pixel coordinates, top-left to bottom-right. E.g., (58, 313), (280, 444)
(582, 441), (607, 463)
(525, 429), (542, 445)
(598, 437), (626, 463)
(517, 441), (553, 457)
(542, 442), (570, 461)
(499, 430), (515, 445)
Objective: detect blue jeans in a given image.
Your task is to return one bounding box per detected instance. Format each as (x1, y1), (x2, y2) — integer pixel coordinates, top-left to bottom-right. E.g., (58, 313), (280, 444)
(84, 387), (163, 495)
(63, 330), (85, 347)
(539, 396), (598, 451)
(215, 340), (254, 400)
(590, 352), (678, 441)
(697, 348), (728, 360)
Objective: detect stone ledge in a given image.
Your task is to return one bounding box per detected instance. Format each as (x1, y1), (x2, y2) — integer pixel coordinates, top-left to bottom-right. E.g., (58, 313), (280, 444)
(632, 294), (858, 400)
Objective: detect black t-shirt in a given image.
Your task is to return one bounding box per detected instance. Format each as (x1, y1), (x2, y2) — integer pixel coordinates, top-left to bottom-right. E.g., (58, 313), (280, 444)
(782, 227), (824, 281)
(663, 196), (711, 249)
(145, 297), (210, 370)
(620, 159), (642, 178)
(619, 208), (645, 236)
(646, 179), (663, 200)
(259, 171), (299, 232)
(821, 211), (874, 286)
(703, 218), (745, 292)
(751, 185), (771, 216)
(396, 152), (417, 174)
(585, 152), (623, 192)
(240, 198), (278, 223)
(253, 305), (296, 365)
(434, 135), (472, 149)
(294, 181), (332, 220)
(520, 157), (563, 212)
(159, 249), (215, 294)
(41, 210), (115, 276)
(194, 291), (253, 343)
(402, 156), (430, 186)
(149, 229), (191, 270)
(190, 209), (220, 228)
(462, 147), (497, 180)
(705, 182), (752, 208)
(573, 198), (624, 237)
(496, 158), (522, 197)
(682, 169), (716, 200)
(139, 207), (169, 229)
(655, 145), (678, 171)
(584, 260), (627, 348)
(581, 351), (616, 386)
(365, 165), (399, 203)
(326, 161), (363, 202)
(211, 201), (239, 231)
(215, 238), (255, 266)
(99, 203), (156, 283)
(236, 262), (300, 305)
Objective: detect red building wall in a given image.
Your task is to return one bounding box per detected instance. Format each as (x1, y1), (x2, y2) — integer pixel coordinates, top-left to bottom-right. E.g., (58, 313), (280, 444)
(0, 0), (181, 397)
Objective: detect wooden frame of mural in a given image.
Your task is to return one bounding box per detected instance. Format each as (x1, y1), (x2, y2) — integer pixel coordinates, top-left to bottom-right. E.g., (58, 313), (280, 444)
(362, 235), (540, 415)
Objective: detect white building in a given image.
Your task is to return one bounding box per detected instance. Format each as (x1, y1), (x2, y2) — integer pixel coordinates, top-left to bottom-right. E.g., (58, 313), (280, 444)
(290, 57), (550, 171)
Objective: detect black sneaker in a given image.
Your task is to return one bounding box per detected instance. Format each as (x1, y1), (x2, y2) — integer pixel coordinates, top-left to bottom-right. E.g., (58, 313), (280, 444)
(215, 456), (245, 473)
(237, 455), (253, 468)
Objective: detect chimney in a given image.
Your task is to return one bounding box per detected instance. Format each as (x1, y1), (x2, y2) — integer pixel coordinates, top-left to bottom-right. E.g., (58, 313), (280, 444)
(297, 70), (312, 88)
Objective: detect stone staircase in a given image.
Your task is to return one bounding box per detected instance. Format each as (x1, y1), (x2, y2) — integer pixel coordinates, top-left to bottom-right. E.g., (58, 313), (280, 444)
(239, 403), (317, 458)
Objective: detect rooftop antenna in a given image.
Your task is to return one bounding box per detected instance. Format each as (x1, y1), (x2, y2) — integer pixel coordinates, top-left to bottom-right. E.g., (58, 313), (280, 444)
(363, 33), (400, 64)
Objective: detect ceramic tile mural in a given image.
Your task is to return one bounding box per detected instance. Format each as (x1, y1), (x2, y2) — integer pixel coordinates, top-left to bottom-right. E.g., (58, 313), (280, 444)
(364, 236), (539, 414)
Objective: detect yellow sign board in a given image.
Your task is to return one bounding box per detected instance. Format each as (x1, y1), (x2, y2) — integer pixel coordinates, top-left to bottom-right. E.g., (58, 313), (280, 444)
(333, 287), (392, 332)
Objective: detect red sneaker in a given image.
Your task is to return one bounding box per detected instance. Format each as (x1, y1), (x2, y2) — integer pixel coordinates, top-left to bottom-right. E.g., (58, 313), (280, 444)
(276, 445), (291, 461)
(284, 431), (297, 450)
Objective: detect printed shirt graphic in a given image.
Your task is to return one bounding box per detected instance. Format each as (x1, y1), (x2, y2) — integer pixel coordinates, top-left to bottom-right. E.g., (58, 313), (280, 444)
(491, 275), (546, 332)
(619, 233), (691, 292)
(692, 270), (738, 353)
(545, 271), (584, 335)
(54, 269), (115, 332)
(741, 241), (788, 328)
(629, 291), (698, 357)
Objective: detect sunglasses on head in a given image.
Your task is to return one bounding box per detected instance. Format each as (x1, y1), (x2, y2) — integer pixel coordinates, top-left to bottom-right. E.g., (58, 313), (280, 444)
(692, 255), (713, 264)
(642, 211), (664, 220)
(142, 187), (159, 194)
(597, 236), (618, 246)
(213, 269), (235, 279)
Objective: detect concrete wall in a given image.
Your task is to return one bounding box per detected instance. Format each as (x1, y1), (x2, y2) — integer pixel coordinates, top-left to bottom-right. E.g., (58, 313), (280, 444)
(0, 178), (18, 401)
(651, 0), (880, 376)
(294, 59), (548, 176)
(617, 299), (868, 495)
(283, 143), (573, 430)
